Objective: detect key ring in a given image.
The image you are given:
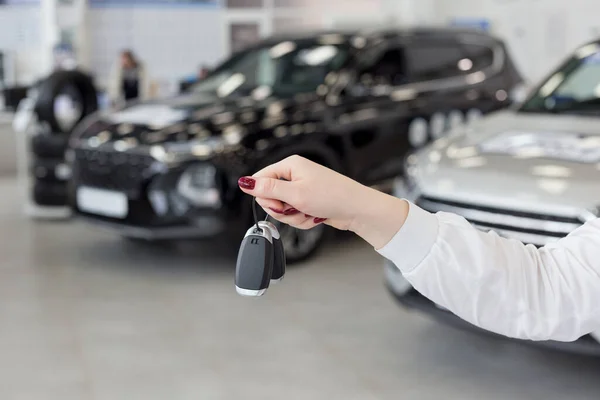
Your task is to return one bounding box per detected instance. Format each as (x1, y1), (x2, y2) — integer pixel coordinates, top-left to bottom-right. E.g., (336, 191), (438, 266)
(252, 197), (270, 232)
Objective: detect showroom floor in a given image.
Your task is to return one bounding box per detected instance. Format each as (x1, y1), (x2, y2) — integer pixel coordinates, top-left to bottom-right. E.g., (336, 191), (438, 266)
(2, 177), (600, 400)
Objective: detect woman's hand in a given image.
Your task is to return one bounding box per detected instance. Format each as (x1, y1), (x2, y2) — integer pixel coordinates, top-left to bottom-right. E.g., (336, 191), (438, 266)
(237, 155), (409, 250)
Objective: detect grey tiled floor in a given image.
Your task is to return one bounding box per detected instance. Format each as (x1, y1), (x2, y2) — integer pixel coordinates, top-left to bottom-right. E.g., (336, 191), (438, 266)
(2, 177), (600, 400)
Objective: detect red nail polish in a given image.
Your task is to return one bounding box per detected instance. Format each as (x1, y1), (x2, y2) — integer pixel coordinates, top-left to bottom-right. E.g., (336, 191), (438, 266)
(284, 208), (299, 216)
(238, 177), (255, 190)
(314, 218), (327, 224)
(269, 208), (284, 214)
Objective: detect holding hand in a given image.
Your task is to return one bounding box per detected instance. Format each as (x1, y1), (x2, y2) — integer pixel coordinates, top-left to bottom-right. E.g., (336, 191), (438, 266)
(237, 155), (409, 250)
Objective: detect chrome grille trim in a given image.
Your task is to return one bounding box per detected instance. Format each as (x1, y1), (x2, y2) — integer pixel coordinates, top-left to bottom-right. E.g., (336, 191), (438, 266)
(417, 196), (588, 246)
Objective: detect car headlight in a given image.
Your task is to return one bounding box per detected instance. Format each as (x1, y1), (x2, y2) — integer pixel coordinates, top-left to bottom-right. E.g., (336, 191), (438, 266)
(509, 82), (529, 104)
(176, 164), (221, 208)
(393, 155), (421, 201)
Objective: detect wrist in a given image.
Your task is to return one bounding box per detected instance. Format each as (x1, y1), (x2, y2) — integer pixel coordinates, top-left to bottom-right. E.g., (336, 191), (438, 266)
(348, 186), (409, 250)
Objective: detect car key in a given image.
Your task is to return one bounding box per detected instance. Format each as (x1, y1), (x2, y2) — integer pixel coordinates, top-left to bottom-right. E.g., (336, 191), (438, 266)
(258, 221), (286, 283)
(235, 224), (274, 297)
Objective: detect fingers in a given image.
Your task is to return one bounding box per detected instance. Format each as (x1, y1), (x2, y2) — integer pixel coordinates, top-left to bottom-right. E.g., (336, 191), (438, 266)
(261, 206), (312, 229)
(255, 197), (286, 215)
(252, 155), (303, 181)
(238, 176), (299, 206)
(258, 199), (327, 229)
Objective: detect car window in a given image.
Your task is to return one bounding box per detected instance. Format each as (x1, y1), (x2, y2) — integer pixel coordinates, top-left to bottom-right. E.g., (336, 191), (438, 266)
(520, 43), (600, 113)
(552, 62), (600, 100)
(461, 43), (495, 71)
(355, 45), (409, 87)
(190, 41), (349, 97)
(406, 41), (465, 82)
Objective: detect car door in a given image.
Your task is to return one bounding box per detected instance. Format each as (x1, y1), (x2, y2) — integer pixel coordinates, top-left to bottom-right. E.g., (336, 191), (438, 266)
(326, 38), (415, 185)
(401, 37), (505, 146)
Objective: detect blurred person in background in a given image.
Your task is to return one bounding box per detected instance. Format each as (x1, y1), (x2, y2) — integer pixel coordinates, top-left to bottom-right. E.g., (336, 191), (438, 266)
(238, 156), (600, 343)
(198, 65), (211, 80)
(108, 50), (150, 105)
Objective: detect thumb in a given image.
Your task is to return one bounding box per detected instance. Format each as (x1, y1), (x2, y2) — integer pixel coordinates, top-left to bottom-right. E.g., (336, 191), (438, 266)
(238, 176), (296, 204)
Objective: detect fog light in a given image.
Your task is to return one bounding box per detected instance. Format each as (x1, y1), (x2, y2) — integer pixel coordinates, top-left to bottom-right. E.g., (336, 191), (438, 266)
(149, 190), (169, 216)
(177, 164), (221, 208)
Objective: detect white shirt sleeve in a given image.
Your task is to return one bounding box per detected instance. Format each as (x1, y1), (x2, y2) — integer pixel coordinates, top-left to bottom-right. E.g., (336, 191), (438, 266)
(377, 201), (600, 342)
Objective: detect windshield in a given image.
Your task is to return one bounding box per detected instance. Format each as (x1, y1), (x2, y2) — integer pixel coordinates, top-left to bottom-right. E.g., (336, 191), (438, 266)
(520, 43), (600, 114)
(190, 40), (349, 98)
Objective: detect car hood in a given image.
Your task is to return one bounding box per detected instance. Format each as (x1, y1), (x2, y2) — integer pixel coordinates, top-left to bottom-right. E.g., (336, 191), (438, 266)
(75, 90), (319, 148)
(411, 109), (600, 216)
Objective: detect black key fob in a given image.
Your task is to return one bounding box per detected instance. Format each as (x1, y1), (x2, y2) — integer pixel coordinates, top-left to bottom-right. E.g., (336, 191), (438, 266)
(258, 221), (286, 283)
(235, 225), (274, 297)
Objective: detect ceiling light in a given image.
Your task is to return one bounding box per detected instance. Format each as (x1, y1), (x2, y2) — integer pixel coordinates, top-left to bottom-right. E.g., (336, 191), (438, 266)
(217, 73), (245, 98)
(466, 71), (486, 84)
(455, 156), (487, 168)
(318, 34), (345, 45)
(428, 151), (442, 163)
(539, 73), (564, 96)
(458, 58), (473, 71)
(575, 43), (600, 59)
(252, 86), (272, 101)
(531, 165), (572, 178)
(537, 178), (568, 195)
(269, 41), (296, 58)
(191, 144), (213, 157)
(447, 145), (478, 159)
(150, 145), (166, 161)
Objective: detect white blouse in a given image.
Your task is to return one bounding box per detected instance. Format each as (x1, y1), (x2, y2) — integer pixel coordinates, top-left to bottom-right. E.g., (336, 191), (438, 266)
(377, 201), (600, 342)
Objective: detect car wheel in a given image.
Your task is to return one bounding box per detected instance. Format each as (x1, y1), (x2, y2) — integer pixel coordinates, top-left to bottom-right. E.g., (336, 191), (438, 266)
(275, 221), (327, 264)
(33, 181), (68, 207)
(35, 70), (98, 134)
(30, 134), (70, 158)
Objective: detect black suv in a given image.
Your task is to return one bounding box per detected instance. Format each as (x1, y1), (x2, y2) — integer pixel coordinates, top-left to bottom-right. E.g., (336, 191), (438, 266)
(68, 28), (522, 262)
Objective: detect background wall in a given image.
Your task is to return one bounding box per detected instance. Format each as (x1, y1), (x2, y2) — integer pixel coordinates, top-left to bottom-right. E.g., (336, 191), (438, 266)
(0, 5), (42, 86)
(88, 6), (223, 91)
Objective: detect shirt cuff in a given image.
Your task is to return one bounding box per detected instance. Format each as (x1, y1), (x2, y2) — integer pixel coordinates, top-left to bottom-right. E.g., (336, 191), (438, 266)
(376, 201), (439, 273)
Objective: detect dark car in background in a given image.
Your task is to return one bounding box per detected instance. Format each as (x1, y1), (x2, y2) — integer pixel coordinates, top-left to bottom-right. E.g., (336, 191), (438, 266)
(68, 27), (522, 263)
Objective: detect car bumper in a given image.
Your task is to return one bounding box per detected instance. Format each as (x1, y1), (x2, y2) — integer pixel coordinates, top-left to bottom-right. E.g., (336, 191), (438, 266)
(77, 214), (227, 240)
(68, 149), (248, 238)
(384, 260), (600, 356)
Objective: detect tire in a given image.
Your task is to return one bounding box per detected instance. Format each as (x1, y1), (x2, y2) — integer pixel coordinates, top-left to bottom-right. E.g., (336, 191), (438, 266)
(35, 69), (98, 134)
(276, 221), (327, 264)
(31, 158), (71, 183)
(33, 181), (68, 207)
(30, 134), (70, 158)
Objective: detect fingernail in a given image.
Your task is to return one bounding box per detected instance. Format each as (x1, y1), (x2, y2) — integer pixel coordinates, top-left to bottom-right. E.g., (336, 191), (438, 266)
(284, 208), (299, 216)
(238, 177), (255, 190)
(314, 218), (327, 224)
(269, 208), (284, 214)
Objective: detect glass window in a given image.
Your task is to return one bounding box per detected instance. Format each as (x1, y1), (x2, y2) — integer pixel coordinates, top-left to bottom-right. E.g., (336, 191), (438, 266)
(358, 44), (407, 86)
(462, 43), (494, 71)
(190, 41), (348, 97)
(407, 42), (465, 81)
(520, 46), (600, 114)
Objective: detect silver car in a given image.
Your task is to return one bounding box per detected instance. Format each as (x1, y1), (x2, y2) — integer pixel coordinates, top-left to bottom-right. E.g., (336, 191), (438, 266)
(385, 39), (600, 355)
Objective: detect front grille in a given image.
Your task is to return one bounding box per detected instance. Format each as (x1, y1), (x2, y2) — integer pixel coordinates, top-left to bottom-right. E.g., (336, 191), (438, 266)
(73, 148), (156, 197)
(417, 195), (588, 246)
